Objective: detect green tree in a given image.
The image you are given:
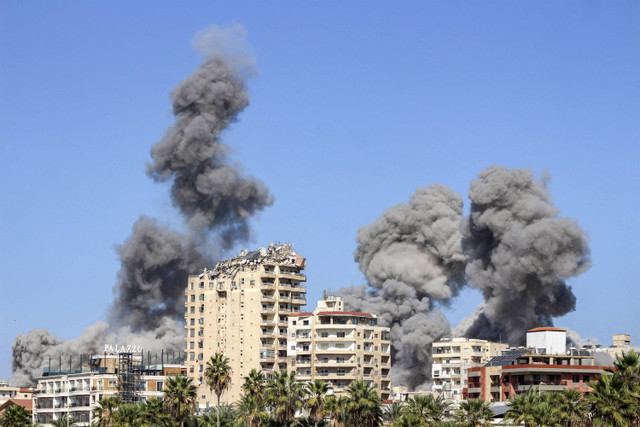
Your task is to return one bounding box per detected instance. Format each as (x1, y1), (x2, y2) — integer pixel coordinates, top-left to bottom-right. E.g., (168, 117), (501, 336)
(112, 403), (143, 427)
(403, 395), (450, 426)
(266, 370), (306, 426)
(236, 395), (266, 427)
(242, 369), (266, 399)
(305, 380), (332, 427)
(141, 397), (173, 427)
(1, 404), (32, 427)
(325, 395), (347, 427)
(344, 380), (382, 427)
(205, 353), (233, 427)
(200, 405), (238, 427)
(455, 399), (493, 427)
(556, 389), (588, 427)
(588, 371), (638, 426)
(505, 387), (539, 427)
(93, 396), (121, 427)
(164, 375), (197, 427)
(392, 413), (424, 427)
(383, 401), (404, 425)
(50, 415), (77, 427)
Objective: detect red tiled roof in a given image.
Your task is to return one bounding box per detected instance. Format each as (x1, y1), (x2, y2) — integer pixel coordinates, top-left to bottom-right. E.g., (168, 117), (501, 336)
(527, 327), (566, 332)
(289, 312), (313, 317)
(19, 388), (34, 393)
(316, 311), (373, 318)
(0, 399), (33, 411)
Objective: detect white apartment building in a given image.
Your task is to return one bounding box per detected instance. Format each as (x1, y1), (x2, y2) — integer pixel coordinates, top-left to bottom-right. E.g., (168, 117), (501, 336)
(185, 243), (307, 407)
(431, 337), (508, 401)
(287, 296), (392, 400)
(31, 354), (183, 426)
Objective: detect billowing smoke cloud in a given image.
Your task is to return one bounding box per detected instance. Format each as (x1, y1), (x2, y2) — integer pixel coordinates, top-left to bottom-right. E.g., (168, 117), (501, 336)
(460, 166), (590, 345)
(11, 24), (271, 386)
(340, 167), (590, 390)
(340, 184), (468, 389)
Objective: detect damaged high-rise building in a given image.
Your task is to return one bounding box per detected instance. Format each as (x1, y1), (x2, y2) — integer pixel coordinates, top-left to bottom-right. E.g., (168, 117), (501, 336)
(184, 243), (307, 408)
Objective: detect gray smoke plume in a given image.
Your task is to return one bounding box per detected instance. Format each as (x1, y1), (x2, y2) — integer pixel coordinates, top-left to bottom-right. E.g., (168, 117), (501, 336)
(460, 165), (591, 345)
(340, 184), (468, 389)
(341, 167), (590, 390)
(11, 24), (271, 386)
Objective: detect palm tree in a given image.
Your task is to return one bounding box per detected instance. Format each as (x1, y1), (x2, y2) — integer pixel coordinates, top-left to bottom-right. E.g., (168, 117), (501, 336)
(505, 387), (538, 427)
(236, 395), (266, 427)
(588, 372), (638, 426)
(266, 370), (306, 426)
(204, 353), (233, 427)
(455, 399), (493, 427)
(556, 389), (588, 427)
(242, 369), (266, 399)
(344, 380), (382, 427)
(142, 397), (173, 427)
(403, 394), (449, 426)
(163, 375), (197, 427)
(201, 405), (237, 427)
(1, 404), (32, 427)
(93, 396), (120, 426)
(111, 403), (143, 427)
(391, 413), (423, 427)
(50, 415), (78, 427)
(383, 401), (404, 425)
(305, 380), (332, 427)
(325, 395), (347, 427)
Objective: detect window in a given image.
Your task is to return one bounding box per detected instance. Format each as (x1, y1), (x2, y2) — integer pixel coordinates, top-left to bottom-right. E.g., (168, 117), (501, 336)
(291, 345), (296, 350)
(199, 294), (204, 301)
(583, 375), (590, 382)
(108, 380), (117, 388)
(303, 320), (309, 325)
(337, 332), (346, 338)
(292, 321), (297, 325)
(190, 295), (195, 302)
(190, 319), (195, 326)
(190, 329), (195, 337)
(156, 381), (164, 391)
(369, 320), (376, 326)
(573, 375), (579, 383)
(190, 307), (195, 314)
(190, 342), (194, 349)
(200, 282), (204, 288)
(250, 280), (255, 286)
(352, 318), (358, 325)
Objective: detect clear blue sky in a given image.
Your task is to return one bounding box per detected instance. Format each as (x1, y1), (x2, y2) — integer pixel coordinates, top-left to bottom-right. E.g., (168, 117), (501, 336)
(1, 1), (638, 379)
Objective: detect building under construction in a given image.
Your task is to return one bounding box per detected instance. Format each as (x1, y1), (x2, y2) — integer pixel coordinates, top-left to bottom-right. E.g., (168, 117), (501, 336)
(32, 351), (185, 426)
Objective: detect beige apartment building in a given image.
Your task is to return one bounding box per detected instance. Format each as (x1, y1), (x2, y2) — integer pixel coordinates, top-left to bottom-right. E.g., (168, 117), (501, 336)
(431, 337), (508, 401)
(287, 296), (392, 400)
(185, 243), (307, 408)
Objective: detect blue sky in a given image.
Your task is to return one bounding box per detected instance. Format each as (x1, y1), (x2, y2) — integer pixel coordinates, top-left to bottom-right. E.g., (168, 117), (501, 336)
(1, 1), (638, 379)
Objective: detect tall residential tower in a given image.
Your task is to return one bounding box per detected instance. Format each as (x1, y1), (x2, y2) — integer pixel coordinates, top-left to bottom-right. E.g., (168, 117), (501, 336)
(185, 243), (307, 408)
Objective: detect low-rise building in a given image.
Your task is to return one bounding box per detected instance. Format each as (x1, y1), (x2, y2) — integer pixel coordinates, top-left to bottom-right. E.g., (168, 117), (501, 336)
(0, 381), (34, 405)
(32, 353), (184, 426)
(464, 328), (607, 402)
(431, 337), (508, 401)
(287, 296), (392, 400)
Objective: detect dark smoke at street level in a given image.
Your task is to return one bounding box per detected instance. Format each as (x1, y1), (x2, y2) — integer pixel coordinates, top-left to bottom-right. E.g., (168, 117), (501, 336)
(339, 166), (590, 390)
(11, 24), (272, 386)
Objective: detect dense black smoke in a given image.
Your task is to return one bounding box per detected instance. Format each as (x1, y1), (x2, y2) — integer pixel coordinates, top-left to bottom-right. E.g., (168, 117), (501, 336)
(340, 184), (468, 389)
(11, 24), (271, 386)
(460, 166), (590, 345)
(340, 167), (590, 390)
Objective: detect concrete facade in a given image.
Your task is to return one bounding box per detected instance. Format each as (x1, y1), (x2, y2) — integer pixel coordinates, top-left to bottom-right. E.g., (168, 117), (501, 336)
(185, 243), (307, 408)
(431, 337), (508, 401)
(287, 296), (392, 400)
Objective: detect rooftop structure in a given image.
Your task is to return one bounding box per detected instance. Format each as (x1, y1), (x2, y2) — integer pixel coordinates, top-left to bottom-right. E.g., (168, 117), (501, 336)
(185, 243), (307, 408)
(526, 327), (567, 355)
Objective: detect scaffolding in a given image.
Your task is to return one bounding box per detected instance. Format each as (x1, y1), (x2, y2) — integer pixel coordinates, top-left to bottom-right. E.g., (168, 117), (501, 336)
(117, 353), (141, 404)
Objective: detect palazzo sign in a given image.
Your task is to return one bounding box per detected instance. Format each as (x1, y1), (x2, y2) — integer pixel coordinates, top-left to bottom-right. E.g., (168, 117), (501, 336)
(104, 344), (143, 353)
